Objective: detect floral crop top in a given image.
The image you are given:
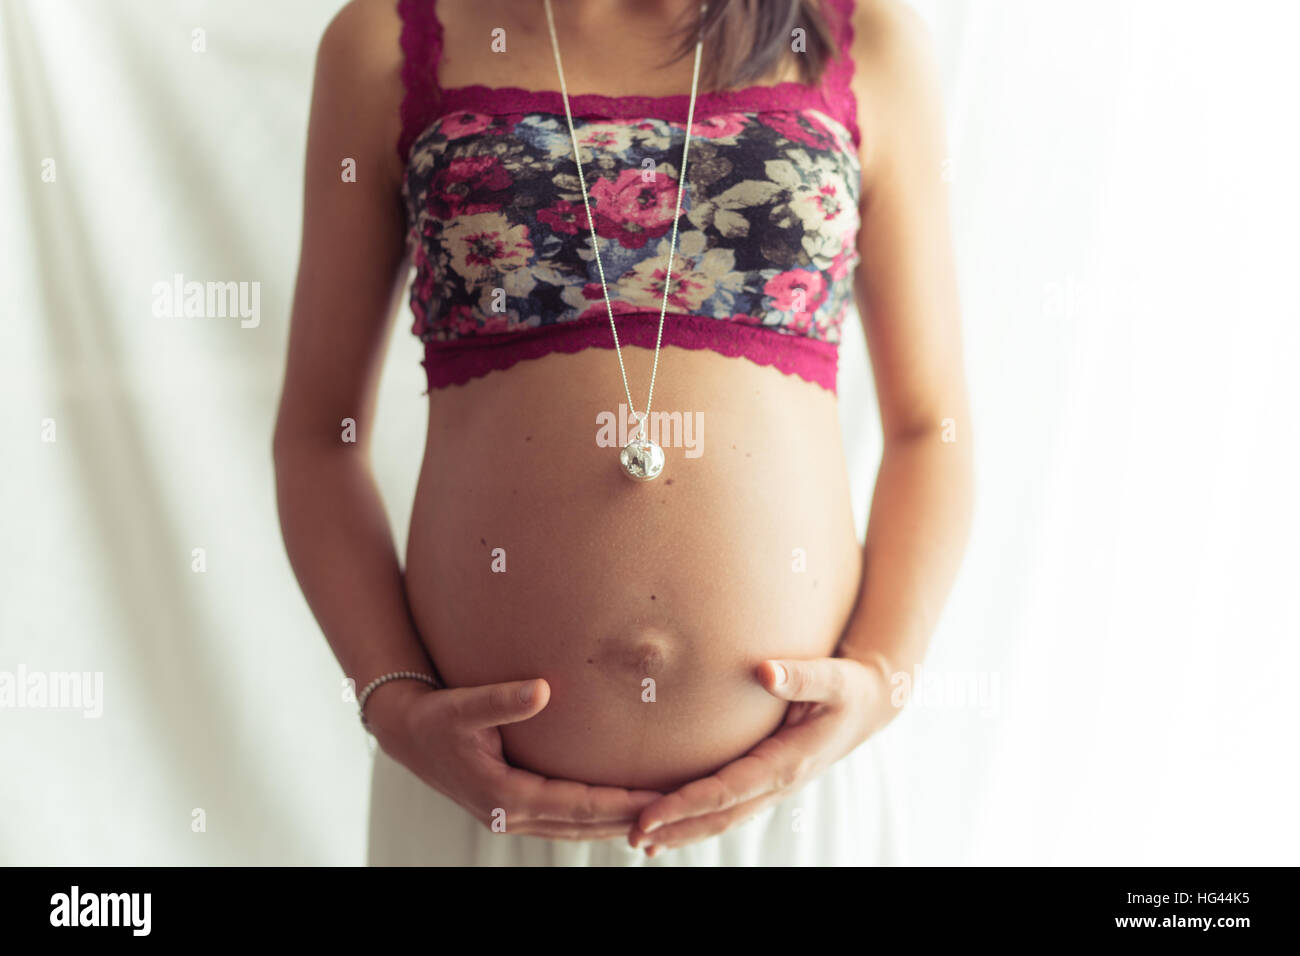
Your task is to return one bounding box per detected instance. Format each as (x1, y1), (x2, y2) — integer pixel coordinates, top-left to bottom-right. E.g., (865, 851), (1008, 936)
(397, 0), (861, 392)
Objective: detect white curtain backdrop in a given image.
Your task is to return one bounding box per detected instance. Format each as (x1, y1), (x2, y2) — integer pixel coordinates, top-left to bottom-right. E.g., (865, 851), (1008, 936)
(3, 0), (1297, 865)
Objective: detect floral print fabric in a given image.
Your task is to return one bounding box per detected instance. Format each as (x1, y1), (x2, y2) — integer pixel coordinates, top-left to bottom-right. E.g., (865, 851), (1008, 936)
(402, 107), (862, 354)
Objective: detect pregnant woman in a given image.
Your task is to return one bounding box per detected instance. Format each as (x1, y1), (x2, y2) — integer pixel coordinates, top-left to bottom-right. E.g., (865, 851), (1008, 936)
(274, 0), (971, 865)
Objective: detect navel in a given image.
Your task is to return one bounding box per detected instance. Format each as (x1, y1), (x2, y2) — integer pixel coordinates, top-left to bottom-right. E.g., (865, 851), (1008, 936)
(591, 630), (675, 678)
(635, 642), (666, 676)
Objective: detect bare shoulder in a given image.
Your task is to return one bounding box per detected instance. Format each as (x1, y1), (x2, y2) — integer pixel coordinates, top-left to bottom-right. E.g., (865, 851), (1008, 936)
(849, 0), (935, 62)
(312, 0), (407, 187)
(318, 0), (403, 69)
(845, 0), (948, 187)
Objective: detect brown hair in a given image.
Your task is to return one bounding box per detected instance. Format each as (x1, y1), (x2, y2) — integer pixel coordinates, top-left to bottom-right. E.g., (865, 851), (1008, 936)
(666, 0), (840, 91)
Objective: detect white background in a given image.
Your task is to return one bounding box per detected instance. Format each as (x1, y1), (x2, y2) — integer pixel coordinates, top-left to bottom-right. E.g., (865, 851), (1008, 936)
(2, 0), (1297, 865)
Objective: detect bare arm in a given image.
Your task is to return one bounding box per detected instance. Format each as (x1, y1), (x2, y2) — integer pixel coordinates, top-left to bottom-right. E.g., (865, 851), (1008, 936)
(837, 0), (974, 700)
(273, 0), (660, 838)
(629, 1), (974, 850)
(272, 0), (432, 729)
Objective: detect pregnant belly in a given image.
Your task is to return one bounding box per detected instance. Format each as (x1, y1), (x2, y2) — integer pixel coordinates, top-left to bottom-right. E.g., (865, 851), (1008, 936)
(405, 346), (862, 791)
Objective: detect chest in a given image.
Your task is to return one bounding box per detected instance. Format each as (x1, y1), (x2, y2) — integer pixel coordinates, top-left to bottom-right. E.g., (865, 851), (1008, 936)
(402, 108), (860, 335)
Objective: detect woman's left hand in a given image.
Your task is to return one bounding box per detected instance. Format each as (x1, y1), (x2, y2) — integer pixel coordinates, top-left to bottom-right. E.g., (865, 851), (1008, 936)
(628, 655), (895, 855)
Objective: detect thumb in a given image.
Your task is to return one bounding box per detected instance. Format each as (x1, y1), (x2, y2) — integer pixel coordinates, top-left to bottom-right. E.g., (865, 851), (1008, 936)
(757, 659), (844, 704)
(448, 678), (550, 730)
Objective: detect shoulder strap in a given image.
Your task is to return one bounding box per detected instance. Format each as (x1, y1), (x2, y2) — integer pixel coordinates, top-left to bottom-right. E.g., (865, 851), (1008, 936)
(397, 0), (445, 163)
(819, 0), (860, 149)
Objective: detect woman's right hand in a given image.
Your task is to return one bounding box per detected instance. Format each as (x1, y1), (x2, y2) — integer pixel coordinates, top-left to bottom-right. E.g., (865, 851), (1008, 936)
(365, 677), (661, 840)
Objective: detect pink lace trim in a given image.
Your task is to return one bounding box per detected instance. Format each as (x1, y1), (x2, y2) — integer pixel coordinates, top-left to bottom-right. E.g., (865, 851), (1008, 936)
(421, 313), (840, 393)
(397, 0), (444, 163)
(822, 0), (860, 150)
(397, 0), (860, 162)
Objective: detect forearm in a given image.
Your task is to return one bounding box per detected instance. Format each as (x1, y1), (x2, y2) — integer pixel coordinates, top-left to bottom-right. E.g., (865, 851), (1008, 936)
(273, 442), (436, 704)
(837, 424), (974, 706)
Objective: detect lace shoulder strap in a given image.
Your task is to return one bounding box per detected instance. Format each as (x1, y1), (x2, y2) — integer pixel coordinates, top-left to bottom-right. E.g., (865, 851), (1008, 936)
(397, 0), (445, 163)
(819, 0), (860, 149)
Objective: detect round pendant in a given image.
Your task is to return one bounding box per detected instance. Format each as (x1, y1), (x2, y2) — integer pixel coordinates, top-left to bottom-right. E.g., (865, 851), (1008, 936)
(619, 437), (665, 481)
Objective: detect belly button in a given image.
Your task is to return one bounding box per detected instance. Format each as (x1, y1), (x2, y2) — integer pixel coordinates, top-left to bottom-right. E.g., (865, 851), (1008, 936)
(592, 631), (674, 678)
(636, 644), (666, 676)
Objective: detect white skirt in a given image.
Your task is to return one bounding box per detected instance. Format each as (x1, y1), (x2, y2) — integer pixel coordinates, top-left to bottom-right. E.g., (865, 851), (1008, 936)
(367, 738), (901, 866)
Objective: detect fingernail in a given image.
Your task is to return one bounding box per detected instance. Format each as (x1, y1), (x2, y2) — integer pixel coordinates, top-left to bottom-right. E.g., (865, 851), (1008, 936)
(518, 681), (535, 704)
(645, 845), (658, 858)
(771, 663), (787, 686)
(643, 820), (662, 834)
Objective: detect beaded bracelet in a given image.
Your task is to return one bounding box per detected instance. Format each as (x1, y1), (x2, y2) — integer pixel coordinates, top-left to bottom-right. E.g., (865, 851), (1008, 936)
(357, 671), (443, 730)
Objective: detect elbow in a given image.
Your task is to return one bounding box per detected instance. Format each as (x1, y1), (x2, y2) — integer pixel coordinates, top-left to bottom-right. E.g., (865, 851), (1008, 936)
(271, 418), (322, 522)
(272, 414), (363, 477)
(271, 414), (317, 480)
(271, 416), (296, 473)
(883, 410), (972, 451)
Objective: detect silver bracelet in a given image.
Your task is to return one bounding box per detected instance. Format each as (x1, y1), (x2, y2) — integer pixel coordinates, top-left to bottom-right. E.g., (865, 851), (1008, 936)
(357, 670), (443, 730)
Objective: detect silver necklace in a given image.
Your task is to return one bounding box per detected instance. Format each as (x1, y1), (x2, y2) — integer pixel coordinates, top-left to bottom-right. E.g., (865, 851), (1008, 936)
(543, 0), (706, 482)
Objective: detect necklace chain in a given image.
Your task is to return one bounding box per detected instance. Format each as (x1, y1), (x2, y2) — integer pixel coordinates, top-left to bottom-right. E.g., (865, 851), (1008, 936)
(543, 0), (706, 436)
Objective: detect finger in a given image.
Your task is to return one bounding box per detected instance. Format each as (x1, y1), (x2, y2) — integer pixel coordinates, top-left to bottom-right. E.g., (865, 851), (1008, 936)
(447, 678), (550, 731)
(636, 754), (772, 836)
(637, 727), (820, 833)
(636, 791), (784, 852)
(757, 658), (846, 704)
(491, 762), (663, 825)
